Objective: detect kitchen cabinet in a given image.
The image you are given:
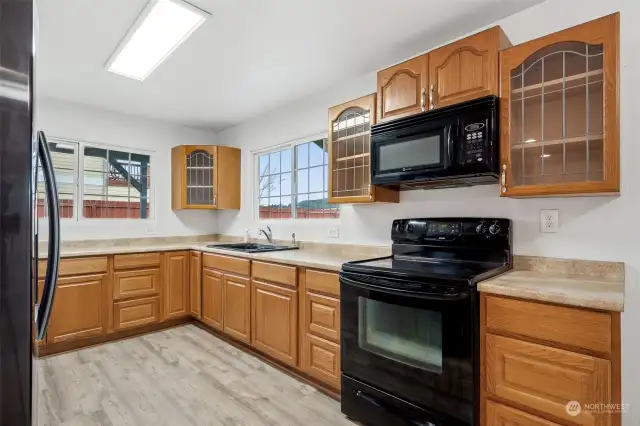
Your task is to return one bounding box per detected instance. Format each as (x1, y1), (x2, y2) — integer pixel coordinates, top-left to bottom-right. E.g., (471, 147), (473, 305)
(201, 268), (224, 331)
(113, 296), (161, 331)
(164, 251), (189, 320)
(171, 145), (241, 210)
(189, 251), (202, 319)
(47, 274), (109, 344)
(39, 256), (109, 345)
(251, 279), (298, 366)
(481, 294), (620, 426)
(499, 14), (619, 197)
(377, 56), (428, 122)
(300, 269), (341, 389)
(428, 26), (507, 109)
(328, 94), (398, 204)
(223, 274), (251, 344)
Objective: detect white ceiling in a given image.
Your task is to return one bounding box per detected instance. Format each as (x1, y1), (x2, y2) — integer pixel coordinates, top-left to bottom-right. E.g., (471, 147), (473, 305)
(36, 0), (543, 131)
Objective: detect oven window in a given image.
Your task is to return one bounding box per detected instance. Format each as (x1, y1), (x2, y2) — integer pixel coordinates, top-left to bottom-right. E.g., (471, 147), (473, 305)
(378, 135), (441, 172)
(358, 297), (443, 373)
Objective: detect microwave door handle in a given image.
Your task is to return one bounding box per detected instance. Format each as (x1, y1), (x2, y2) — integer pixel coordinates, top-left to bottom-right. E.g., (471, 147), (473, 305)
(340, 274), (469, 301)
(445, 125), (454, 167)
(36, 131), (61, 341)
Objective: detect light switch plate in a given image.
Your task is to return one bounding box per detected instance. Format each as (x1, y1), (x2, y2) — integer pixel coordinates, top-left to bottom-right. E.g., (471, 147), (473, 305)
(328, 228), (340, 238)
(540, 209), (559, 233)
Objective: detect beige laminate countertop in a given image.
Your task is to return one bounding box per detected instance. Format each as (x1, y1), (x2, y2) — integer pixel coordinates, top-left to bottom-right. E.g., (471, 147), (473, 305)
(38, 241), (375, 272)
(478, 257), (625, 312)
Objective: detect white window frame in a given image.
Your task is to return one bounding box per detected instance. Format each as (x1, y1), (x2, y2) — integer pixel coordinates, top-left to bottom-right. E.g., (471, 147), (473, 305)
(42, 136), (155, 222)
(253, 132), (339, 222)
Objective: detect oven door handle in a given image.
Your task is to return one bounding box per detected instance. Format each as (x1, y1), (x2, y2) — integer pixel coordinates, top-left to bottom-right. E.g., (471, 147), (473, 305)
(354, 390), (436, 426)
(340, 274), (469, 301)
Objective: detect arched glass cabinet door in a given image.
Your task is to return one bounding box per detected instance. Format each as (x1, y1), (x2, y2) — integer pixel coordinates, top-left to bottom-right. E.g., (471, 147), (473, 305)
(500, 14), (619, 197)
(185, 147), (216, 207)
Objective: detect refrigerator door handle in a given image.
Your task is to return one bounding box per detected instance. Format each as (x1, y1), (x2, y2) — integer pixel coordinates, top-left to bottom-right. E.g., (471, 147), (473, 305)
(36, 131), (60, 340)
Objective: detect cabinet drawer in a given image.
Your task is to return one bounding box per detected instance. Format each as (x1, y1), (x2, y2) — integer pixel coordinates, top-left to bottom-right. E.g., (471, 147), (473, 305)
(305, 269), (339, 297)
(301, 334), (340, 390)
(485, 295), (612, 354)
(203, 253), (250, 276)
(113, 268), (160, 300)
(252, 261), (296, 287)
(305, 292), (340, 342)
(486, 334), (611, 426)
(113, 296), (160, 331)
(39, 256), (107, 277)
(486, 401), (562, 426)
(114, 252), (161, 270)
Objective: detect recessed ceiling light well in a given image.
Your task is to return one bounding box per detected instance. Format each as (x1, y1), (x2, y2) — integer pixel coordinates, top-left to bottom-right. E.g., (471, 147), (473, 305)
(106, 0), (209, 81)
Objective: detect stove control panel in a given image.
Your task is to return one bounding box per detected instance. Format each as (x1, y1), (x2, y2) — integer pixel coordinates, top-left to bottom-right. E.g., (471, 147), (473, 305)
(392, 218), (511, 243)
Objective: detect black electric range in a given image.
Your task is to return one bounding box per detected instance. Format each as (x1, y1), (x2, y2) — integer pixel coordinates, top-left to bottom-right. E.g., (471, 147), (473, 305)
(340, 218), (512, 426)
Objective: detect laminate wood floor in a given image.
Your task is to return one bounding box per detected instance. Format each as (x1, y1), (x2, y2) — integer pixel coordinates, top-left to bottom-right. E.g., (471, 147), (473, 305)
(35, 324), (354, 426)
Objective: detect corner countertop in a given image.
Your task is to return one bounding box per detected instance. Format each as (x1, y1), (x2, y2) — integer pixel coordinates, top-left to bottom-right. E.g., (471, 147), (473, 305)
(478, 256), (625, 312)
(38, 238), (387, 273)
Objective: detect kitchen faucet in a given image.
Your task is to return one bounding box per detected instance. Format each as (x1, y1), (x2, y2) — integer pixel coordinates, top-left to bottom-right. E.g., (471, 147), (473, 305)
(259, 226), (273, 244)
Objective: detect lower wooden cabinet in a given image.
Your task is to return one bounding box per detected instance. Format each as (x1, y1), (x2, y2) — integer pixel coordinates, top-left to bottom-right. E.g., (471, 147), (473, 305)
(113, 296), (161, 331)
(202, 268), (224, 331)
(301, 333), (340, 390)
(47, 273), (109, 344)
(251, 279), (298, 366)
(223, 273), (251, 343)
(164, 251), (189, 319)
(305, 292), (340, 342)
(189, 251), (202, 318)
(486, 401), (561, 426)
(113, 268), (160, 300)
(486, 333), (611, 426)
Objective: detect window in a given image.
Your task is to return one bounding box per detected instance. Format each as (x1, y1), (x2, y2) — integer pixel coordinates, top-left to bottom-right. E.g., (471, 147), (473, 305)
(37, 138), (152, 220)
(257, 138), (338, 219)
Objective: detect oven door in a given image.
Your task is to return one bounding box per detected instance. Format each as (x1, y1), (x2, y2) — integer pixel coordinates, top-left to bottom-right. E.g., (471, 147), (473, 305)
(371, 121), (454, 185)
(340, 272), (477, 426)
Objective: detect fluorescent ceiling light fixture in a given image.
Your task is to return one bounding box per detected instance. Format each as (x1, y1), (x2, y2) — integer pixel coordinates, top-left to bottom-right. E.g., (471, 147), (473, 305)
(106, 0), (209, 81)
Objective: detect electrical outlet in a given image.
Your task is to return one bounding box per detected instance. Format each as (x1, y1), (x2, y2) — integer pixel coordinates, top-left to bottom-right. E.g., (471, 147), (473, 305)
(540, 209), (559, 233)
(328, 228), (340, 238)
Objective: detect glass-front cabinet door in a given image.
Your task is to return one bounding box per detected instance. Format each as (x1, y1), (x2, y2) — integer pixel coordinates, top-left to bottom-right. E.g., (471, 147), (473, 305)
(500, 13), (619, 197)
(185, 147), (216, 207)
(327, 94), (398, 204)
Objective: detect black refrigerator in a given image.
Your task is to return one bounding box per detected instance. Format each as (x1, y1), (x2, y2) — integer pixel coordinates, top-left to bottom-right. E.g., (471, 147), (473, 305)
(0, 0), (61, 424)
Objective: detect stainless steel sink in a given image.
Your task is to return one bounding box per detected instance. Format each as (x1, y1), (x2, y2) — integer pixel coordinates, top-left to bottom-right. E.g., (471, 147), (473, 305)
(207, 243), (299, 253)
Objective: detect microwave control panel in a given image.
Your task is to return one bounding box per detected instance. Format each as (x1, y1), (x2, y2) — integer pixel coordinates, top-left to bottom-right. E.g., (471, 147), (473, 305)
(461, 120), (488, 165)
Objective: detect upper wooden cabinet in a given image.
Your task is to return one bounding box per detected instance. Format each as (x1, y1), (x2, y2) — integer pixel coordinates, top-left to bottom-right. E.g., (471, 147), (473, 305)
(429, 26), (508, 109)
(377, 56), (428, 122)
(328, 94), (398, 204)
(171, 145), (241, 210)
(500, 14), (620, 197)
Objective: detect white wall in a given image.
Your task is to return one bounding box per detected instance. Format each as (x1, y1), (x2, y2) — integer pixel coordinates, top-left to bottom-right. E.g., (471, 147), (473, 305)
(216, 0), (640, 421)
(36, 97), (218, 240)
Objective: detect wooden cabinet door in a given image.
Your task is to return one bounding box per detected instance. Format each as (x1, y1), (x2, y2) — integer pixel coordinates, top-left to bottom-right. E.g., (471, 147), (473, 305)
(223, 274), (251, 343)
(202, 268), (224, 331)
(164, 251), (189, 320)
(189, 251), (202, 318)
(428, 26), (503, 109)
(377, 55), (428, 122)
(305, 292), (340, 342)
(301, 333), (340, 390)
(328, 95), (398, 204)
(486, 401), (562, 426)
(113, 296), (161, 331)
(46, 274), (108, 344)
(500, 13), (619, 197)
(171, 145), (216, 210)
(486, 334), (611, 426)
(251, 280), (298, 366)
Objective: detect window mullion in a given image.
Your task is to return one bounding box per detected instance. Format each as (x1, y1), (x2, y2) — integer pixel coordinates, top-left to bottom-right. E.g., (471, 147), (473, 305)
(292, 146), (297, 219)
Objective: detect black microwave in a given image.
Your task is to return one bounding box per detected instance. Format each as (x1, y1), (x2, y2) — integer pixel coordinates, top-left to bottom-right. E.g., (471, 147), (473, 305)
(371, 96), (499, 189)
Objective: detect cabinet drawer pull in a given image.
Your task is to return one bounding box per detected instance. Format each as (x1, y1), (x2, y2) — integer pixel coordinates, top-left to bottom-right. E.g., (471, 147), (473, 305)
(421, 88), (426, 112)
